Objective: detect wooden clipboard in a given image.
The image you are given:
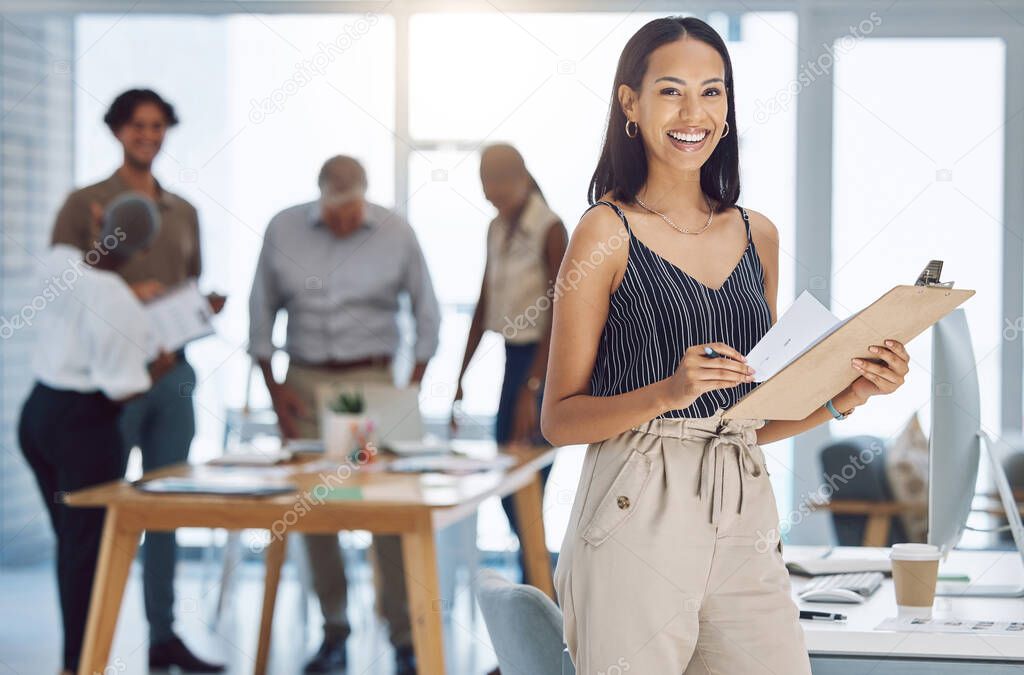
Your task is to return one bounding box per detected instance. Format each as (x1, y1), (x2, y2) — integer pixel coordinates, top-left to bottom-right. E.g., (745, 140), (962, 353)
(722, 285), (975, 421)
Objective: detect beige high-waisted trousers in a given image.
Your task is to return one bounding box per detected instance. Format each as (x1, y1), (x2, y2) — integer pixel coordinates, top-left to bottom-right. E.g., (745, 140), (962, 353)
(554, 408), (811, 675)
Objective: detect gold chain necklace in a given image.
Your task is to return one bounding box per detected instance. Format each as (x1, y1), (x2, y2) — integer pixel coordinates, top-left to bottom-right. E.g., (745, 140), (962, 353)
(635, 193), (714, 235)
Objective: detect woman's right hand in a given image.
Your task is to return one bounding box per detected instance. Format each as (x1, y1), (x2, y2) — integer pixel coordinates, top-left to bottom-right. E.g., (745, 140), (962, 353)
(148, 350), (178, 382)
(664, 342), (755, 410)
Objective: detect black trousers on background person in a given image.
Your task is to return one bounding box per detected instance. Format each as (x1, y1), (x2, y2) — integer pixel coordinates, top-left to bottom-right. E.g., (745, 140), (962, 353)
(19, 383), (124, 673)
(494, 341), (553, 580)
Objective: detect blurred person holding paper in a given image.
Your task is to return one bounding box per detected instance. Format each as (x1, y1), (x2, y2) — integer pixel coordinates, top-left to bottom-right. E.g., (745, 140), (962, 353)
(248, 155), (440, 674)
(48, 88), (224, 672)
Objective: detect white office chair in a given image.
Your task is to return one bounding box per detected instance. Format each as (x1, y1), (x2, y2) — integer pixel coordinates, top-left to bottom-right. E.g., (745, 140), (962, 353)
(207, 363), (311, 626)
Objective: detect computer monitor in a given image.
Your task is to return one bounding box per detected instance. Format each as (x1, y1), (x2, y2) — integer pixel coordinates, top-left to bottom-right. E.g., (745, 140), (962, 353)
(315, 381), (425, 444)
(927, 308), (980, 556)
(928, 308), (1024, 597)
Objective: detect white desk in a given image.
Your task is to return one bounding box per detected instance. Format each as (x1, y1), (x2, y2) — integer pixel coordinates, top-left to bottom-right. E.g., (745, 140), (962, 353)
(789, 545), (1024, 673)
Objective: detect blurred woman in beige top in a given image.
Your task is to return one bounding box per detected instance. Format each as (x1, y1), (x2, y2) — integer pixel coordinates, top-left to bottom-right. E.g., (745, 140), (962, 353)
(453, 143), (567, 580)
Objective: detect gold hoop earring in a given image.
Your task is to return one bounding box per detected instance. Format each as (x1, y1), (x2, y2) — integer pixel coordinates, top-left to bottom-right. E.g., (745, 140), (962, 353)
(625, 120), (639, 138)
(721, 121), (730, 139)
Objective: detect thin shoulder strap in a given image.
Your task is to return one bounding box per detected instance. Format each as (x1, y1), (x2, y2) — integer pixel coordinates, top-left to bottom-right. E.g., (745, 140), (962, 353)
(736, 205), (751, 242)
(584, 199), (631, 234)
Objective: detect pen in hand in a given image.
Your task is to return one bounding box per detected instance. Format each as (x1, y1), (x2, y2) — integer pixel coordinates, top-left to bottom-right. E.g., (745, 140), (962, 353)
(699, 345), (756, 387)
(704, 346), (747, 362)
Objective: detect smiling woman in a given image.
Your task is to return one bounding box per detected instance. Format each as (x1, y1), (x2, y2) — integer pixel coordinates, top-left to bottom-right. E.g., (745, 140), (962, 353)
(544, 15), (908, 675)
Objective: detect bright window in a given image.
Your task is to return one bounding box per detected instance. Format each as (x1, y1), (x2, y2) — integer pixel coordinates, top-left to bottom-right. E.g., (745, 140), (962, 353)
(831, 38), (1006, 440)
(75, 13), (397, 462)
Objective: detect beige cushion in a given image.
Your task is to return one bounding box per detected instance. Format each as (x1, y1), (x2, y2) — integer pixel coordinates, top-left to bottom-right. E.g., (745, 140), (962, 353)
(885, 413), (930, 542)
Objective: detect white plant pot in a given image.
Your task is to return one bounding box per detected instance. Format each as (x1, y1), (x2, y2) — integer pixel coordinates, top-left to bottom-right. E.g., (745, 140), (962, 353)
(322, 412), (368, 460)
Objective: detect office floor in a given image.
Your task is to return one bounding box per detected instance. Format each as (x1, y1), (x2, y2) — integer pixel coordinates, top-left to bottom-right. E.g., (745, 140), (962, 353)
(0, 551), (503, 675)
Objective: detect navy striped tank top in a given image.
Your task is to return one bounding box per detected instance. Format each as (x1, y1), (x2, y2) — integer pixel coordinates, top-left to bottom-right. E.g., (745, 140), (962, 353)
(588, 200), (772, 418)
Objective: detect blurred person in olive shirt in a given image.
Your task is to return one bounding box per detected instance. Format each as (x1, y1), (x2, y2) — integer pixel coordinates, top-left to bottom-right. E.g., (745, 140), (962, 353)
(50, 88), (224, 673)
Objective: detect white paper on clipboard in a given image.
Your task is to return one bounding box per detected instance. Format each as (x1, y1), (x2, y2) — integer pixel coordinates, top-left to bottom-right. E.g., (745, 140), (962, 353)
(744, 290), (855, 382)
(145, 280), (214, 352)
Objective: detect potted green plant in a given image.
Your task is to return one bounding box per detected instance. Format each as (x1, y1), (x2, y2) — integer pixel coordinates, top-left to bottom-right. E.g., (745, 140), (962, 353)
(321, 389), (368, 459)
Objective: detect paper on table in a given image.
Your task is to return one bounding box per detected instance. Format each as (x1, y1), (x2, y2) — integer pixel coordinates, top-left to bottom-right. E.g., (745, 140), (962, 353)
(745, 290), (851, 382)
(385, 439), (452, 456)
(875, 616), (1024, 634)
(135, 474), (296, 496)
(145, 280), (214, 352)
(207, 449), (294, 466)
(386, 454), (517, 475)
(284, 438), (325, 453)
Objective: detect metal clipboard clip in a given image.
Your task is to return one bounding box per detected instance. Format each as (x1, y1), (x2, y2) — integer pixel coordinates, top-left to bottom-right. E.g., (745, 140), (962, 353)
(915, 260), (955, 288)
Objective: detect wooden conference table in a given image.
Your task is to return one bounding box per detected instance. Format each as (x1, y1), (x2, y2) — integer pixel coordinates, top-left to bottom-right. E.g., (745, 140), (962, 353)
(65, 441), (558, 675)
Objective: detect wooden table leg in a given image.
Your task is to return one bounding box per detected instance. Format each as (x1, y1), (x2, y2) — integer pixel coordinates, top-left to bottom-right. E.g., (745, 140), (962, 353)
(78, 507), (140, 675)
(401, 518), (446, 674)
(514, 472), (555, 599)
(254, 533), (287, 675)
(863, 514), (892, 548)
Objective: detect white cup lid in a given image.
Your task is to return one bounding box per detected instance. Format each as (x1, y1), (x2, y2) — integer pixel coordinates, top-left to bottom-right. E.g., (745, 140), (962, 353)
(890, 543), (942, 561)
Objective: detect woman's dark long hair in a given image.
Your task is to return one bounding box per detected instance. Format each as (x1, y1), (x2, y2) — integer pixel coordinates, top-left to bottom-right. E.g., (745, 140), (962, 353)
(588, 17), (740, 211)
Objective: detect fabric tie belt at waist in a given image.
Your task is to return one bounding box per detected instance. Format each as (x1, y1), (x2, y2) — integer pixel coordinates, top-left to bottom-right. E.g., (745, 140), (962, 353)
(632, 410), (766, 527)
(696, 426), (763, 526)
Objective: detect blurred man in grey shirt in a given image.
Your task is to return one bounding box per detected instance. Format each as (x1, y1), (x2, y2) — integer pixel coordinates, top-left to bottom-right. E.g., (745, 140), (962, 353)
(249, 156), (440, 674)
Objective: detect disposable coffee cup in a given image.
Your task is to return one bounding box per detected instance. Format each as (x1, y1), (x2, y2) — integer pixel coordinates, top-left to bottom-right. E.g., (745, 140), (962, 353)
(890, 543), (942, 618)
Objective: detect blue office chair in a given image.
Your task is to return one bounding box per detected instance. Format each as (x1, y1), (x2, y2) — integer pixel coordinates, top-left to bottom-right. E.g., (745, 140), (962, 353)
(819, 434), (909, 546)
(476, 568), (574, 675)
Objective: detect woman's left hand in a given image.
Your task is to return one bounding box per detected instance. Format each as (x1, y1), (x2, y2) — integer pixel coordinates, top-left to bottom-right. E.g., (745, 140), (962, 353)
(849, 339), (910, 401)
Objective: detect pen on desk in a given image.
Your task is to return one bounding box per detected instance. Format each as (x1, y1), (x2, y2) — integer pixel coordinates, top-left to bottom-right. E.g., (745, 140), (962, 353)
(799, 610), (846, 622)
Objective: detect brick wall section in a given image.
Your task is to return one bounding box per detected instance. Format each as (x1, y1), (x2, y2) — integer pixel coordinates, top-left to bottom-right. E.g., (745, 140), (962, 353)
(1, 15), (74, 567)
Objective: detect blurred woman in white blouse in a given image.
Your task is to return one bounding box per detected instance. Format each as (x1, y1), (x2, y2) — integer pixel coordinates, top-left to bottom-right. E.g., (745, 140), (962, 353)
(18, 194), (174, 675)
(452, 143), (568, 580)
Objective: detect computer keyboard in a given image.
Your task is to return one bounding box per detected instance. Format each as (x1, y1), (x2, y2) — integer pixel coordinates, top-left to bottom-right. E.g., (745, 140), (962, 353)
(798, 572), (884, 603)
